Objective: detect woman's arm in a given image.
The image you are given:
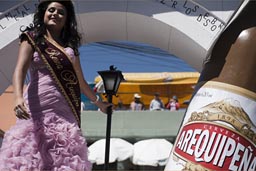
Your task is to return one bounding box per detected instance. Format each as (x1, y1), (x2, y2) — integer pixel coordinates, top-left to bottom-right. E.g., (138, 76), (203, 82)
(72, 55), (112, 113)
(12, 38), (33, 119)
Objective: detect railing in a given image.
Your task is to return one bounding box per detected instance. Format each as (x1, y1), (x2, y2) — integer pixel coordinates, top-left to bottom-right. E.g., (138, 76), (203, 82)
(81, 110), (185, 142)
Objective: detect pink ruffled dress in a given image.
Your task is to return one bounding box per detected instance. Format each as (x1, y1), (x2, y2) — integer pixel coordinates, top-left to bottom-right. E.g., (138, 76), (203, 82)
(0, 47), (92, 171)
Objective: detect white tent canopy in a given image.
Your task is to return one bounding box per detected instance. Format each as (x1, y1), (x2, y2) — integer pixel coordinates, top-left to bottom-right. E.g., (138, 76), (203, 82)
(132, 138), (173, 166)
(88, 138), (134, 165)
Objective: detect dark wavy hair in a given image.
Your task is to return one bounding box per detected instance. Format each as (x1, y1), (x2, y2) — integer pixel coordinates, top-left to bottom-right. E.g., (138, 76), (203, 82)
(22, 0), (81, 56)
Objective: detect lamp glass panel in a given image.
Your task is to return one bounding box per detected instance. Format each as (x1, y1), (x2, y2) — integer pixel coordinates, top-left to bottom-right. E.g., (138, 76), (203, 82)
(114, 74), (122, 92)
(98, 69), (123, 95)
(104, 76), (116, 92)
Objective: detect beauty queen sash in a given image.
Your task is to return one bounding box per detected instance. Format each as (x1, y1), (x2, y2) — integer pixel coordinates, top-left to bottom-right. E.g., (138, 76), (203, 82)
(22, 32), (81, 126)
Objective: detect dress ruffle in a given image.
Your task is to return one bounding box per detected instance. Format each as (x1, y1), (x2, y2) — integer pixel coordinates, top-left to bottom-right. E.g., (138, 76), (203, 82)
(0, 113), (92, 171)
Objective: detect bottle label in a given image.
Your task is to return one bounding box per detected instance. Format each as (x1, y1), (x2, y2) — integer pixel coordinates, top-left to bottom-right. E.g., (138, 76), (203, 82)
(165, 81), (256, 171)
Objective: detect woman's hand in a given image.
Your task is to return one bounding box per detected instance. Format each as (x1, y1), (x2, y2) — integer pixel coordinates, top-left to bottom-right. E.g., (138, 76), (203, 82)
(14, 97), (30, 120)
(95, 101), (113, 114)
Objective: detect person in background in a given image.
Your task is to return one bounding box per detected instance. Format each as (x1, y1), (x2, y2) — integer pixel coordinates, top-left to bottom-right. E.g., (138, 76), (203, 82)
(166, 95), (180, 111)
(115, 98), (126, 110)
(0, 1), (111, 170)
(130, 93), (145, 111)
(149, 92), (164, 111)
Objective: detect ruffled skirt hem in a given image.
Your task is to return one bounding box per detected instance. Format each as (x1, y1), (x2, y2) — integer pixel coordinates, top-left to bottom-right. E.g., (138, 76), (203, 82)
(0, 113), (92, 171)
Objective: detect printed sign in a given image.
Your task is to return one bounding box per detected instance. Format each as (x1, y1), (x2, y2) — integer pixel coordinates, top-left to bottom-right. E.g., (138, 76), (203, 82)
(156, 0), (225, 35)
(0, 1), (39, 32)
(165, 81), (256, 171)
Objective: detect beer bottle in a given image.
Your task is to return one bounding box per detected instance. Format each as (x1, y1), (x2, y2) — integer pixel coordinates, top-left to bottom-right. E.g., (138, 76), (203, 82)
(165, 1), (256, 170)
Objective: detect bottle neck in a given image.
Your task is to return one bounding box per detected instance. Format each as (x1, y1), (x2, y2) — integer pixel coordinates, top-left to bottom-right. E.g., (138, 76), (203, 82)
(199, 1), (256, 93)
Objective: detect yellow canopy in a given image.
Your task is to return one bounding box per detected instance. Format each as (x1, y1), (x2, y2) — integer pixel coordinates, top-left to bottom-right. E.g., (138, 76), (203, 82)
(94, 72), (200, 109)
(95, 72), (199, 83)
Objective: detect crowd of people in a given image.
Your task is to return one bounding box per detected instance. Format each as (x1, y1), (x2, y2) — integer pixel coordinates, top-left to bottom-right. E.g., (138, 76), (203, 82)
(128, 93), (180, 111)
(80, 93), (181, 112)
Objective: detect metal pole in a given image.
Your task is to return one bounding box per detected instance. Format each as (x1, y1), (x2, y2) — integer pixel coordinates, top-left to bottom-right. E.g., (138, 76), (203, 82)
(104, 94), (113, 170)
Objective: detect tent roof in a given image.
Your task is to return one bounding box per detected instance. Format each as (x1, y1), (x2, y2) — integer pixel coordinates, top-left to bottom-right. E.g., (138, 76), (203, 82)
(95, 72), (200, 84)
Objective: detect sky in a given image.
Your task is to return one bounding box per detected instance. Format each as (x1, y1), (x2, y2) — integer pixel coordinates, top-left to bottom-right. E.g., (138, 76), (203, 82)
(79, 41), (197, 83)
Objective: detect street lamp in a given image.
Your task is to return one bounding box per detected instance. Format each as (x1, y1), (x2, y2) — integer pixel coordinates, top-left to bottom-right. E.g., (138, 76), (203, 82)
(97, 65), (124, 170)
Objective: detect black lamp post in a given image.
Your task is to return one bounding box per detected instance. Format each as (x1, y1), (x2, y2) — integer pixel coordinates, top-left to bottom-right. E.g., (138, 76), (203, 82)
(97, 65), (124, 170)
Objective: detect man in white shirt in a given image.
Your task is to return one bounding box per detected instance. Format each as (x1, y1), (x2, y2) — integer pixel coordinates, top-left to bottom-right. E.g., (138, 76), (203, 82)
(149, 93), (164, 111)
(130, 93), (145, 111)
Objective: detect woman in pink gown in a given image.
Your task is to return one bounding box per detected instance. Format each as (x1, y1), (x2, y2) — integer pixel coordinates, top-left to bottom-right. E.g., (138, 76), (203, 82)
(0, 1), (110, 170)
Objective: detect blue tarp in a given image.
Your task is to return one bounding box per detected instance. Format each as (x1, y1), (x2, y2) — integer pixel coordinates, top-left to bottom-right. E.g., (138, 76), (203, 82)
(79, 41), (197, 83)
